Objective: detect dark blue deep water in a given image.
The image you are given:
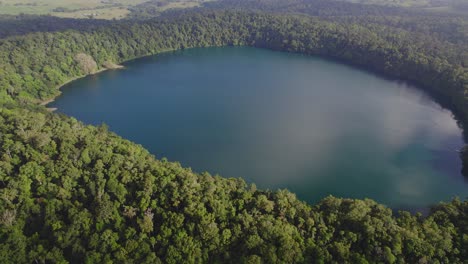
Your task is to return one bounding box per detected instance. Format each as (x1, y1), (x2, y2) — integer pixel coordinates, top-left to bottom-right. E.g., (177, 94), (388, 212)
(50, 47), (468, 208)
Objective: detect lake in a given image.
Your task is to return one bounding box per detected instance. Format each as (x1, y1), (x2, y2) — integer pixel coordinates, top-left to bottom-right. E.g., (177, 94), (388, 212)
(50, 47), (468, 208)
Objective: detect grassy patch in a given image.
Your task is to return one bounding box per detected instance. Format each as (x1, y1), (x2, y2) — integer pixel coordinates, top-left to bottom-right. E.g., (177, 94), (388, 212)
(0, 0), (151, 19)
(157, 1), (202, 11)
(336, 0), (468, 14)
(52, 6), (131, 20)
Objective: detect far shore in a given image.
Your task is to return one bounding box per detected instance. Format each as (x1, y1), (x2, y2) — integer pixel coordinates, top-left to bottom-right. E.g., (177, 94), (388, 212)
(40, 63), (124, 111)
(38, 48), (183, 110)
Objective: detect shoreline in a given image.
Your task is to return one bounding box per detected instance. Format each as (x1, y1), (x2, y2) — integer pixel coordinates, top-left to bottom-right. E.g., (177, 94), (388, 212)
(38, 48), (184, 110)
(40, 64), (124, 111)
(37, 48), (193, 110)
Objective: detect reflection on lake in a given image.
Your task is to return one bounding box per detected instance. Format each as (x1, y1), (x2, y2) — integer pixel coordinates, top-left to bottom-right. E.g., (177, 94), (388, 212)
(50, 47), (468, 208)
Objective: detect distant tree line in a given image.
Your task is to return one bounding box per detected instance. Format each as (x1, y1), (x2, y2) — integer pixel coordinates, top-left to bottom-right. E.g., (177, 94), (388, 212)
(0, 14), (111, 39)
(204, 0), (468, 45)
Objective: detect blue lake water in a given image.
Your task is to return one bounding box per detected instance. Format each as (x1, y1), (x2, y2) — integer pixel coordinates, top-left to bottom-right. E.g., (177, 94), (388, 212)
(50, 47), (468, 208)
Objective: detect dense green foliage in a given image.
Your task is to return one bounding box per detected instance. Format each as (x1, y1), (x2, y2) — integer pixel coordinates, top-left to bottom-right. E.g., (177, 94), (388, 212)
(207, 0), (468, 43)
(0, 8), (467, 263)
(0, 14), (111, 39)
(1, 105), (467, 263)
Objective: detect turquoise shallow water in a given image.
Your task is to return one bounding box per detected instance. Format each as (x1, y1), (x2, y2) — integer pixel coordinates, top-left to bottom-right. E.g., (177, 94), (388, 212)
(50, 47), (468, 208)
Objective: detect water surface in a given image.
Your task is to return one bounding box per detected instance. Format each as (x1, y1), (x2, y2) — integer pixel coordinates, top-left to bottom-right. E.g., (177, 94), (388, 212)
(50, 47), (468, 208)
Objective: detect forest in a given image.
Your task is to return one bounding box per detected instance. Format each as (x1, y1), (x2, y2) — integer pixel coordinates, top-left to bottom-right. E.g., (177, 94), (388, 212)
(0, 2), (467, 263)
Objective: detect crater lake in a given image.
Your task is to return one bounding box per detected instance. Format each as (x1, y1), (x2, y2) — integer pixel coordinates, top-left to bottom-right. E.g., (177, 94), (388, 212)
(49, 47), (468, 209)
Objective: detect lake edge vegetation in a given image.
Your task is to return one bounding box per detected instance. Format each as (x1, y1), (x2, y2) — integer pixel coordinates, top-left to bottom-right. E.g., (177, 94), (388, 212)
(0, 10), (467, 263)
